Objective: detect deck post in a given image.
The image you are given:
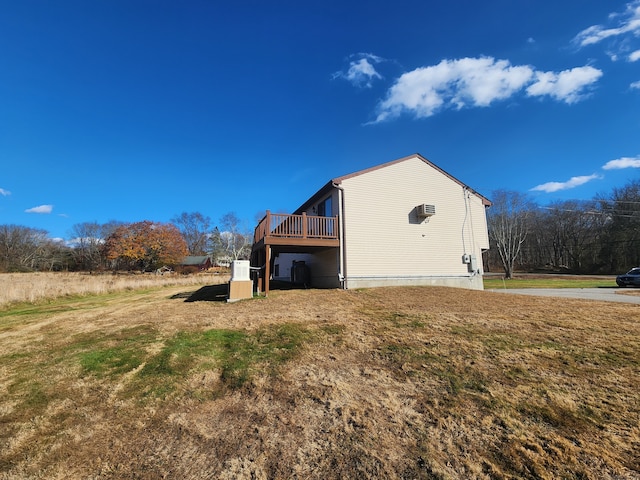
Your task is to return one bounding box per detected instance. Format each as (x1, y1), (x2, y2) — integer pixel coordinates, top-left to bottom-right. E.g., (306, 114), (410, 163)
(265, 210), (271, 237)
(264, 245), (271, 296)
(302, 212), (307, 239)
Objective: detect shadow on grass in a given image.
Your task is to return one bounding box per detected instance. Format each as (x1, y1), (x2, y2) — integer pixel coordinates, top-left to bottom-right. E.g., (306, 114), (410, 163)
(268, 280), (303, 290)
(170, 280), (305, 303)
(171, 284), (229, 302)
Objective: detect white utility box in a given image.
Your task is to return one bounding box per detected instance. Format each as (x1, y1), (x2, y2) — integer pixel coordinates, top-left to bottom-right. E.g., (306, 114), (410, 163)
(231, 260), (250, 281)
(228, 260), (253, 302)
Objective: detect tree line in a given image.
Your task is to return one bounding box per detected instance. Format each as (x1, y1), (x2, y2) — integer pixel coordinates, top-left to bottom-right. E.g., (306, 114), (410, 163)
(487, 178), (640, 277)
(0, 212), (253, 273)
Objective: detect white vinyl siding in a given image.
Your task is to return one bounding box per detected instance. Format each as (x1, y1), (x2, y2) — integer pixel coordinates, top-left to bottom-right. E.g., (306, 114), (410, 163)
(341, 156), (488, 281)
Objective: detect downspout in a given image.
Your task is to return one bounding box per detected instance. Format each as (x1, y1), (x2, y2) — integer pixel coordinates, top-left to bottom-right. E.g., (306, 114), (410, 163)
(468, 192), (478, 272)
(333, 181), (347, 289)
(462, 188), (480, 281)
(461, 187), (469, 255)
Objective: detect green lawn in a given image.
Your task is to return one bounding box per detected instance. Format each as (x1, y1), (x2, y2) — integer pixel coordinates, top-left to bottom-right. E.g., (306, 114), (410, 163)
(483, 275), (617, 289)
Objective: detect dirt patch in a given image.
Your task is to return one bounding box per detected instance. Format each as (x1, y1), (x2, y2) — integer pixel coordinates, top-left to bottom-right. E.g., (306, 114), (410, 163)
(1, 285), (639, 479)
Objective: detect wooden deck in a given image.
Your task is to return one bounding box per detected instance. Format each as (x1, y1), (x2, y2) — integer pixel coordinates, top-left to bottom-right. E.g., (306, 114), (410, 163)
(253, 211), (339, 249)
(252, 211), (339, 295)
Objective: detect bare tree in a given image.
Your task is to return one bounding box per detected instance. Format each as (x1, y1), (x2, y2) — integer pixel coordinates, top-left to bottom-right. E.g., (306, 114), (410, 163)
(36, 239), (72, 271)
(171, 212), (212, 255)
(540, 200), (605, 272)
(218, 212), (252, 261)
(487, 190), (533, 279)
(69, 222), (106, 271)
(519, 208), (549, 269)
(0, 225), (73, 272)
(597, 179), (640, 272)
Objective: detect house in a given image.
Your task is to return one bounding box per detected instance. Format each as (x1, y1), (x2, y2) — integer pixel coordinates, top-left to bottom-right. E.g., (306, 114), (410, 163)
(179, 255), (213, 271)
(214, 255), (232, 268)
(251, 153), (491, 294)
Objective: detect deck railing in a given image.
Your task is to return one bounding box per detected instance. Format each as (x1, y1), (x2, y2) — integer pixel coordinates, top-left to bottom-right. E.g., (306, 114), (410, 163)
(254, 211), (338, 244)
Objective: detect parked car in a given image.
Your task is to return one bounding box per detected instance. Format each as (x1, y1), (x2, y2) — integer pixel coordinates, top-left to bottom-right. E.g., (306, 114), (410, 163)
(616, 267), (640, 287)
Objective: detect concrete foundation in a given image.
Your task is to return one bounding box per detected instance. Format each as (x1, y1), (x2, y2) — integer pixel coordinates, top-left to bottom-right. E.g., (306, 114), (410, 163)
(344, 275), (484, 291)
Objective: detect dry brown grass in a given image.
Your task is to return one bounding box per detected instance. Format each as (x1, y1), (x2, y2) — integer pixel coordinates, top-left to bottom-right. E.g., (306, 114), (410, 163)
(0, 272), (228, 306)
(0, 283), (639, 479)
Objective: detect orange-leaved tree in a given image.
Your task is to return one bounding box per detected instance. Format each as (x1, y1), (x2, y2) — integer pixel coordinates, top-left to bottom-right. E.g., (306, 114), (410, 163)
(103, 221), (188, 271)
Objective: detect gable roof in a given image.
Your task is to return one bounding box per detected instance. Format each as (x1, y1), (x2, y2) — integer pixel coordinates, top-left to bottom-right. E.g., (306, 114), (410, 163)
(180, 255), (211, 266)
(295, 153), (492, 214)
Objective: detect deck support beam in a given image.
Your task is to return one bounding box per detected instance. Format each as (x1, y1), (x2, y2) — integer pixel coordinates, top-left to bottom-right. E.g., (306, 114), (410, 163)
(264, 245), (271, 296)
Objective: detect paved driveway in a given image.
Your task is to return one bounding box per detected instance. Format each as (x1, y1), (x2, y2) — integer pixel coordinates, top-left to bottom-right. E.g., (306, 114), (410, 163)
(489, 287), (640, 304)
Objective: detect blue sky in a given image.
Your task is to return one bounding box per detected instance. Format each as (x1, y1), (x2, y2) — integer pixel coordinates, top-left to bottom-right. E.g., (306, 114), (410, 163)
(1, 0), (639, 240)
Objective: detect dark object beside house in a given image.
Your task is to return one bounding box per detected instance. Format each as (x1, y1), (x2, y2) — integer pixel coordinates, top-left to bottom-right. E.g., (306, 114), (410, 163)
(616, 267), (640, 287)
(291, 261), (310, 287)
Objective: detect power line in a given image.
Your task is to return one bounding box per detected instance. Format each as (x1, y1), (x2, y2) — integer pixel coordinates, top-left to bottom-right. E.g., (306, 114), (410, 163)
(538, 205), (640, 218)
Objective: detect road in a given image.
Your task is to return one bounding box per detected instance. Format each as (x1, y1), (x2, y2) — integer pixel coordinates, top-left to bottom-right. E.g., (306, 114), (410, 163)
(489, 287), (640, 304)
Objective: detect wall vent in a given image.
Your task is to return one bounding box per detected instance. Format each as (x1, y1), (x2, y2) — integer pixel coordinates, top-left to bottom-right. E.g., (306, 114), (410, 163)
(416, 204), (436, 218)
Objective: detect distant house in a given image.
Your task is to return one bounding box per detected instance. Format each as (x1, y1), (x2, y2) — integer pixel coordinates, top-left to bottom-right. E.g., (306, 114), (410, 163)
(251, 153), (491, 294)
(179, 255), (213, 271)
(214, 255), (232, 268)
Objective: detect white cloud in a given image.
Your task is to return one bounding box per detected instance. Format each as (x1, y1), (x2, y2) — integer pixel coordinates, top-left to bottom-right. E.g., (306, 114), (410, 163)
(602, 156), (640, 169)
(526, 66), (603, 104)
(0, 188), (10, 196)
(531, 156), (640, 194)
(530, 174), (601, 193)
(333, 53), (383, 88)
(629, 49), (640, 61)
(631, 80), (640, 89)
(374, 57), (534, 121)
(372, 57), (602, 122)
(573, 1), (640, 47)
(25, 204), (53, 214)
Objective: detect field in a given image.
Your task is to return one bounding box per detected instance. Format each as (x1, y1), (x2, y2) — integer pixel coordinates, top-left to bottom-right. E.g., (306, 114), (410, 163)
(0, 271), (227, 306)
(1, 274), (639, 479)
